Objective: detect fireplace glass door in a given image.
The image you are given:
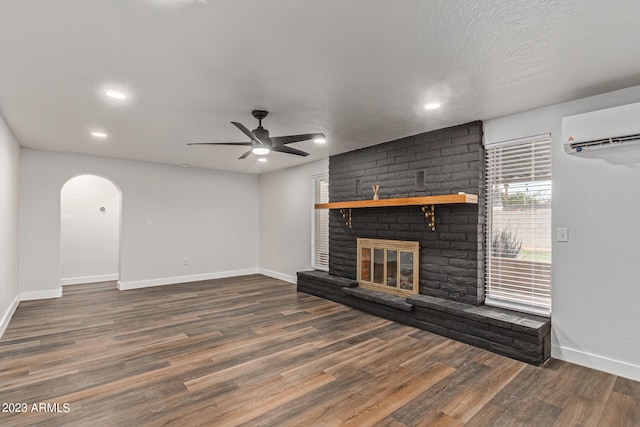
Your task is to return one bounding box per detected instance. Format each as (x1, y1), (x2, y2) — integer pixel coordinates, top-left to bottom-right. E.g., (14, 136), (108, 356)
(360, 247), (371, 282)
(399, 251), (414, 290)
(356, 238), (419, 296)
(373, 248), (384, 284)
(386, 250), (397, 288)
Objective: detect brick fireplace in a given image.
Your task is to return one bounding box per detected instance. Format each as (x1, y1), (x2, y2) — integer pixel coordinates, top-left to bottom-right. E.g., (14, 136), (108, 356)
(297, 121), (551, 365)
(328, 121), (485, 305)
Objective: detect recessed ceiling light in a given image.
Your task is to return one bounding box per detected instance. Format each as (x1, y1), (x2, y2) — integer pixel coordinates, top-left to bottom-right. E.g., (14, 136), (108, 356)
(313, 137), (327, 144)
(424, 102), (441, 110)
(257, 158), (267, 163)
(91, 131), (108, 138)
(252, 147), (270, 155)
(105, 89), (127, 100)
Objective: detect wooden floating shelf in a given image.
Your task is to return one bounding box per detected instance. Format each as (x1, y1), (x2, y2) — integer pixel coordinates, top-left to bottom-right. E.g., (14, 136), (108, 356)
(315, 193), (478, 210)
(315, 193), (478, 231)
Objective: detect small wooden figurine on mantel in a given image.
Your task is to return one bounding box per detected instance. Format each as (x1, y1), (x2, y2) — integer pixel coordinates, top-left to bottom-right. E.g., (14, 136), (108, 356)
(372, 184), (380, 200)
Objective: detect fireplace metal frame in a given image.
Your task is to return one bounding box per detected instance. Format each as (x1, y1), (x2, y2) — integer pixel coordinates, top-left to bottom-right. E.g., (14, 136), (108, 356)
(356, 238), (420, 296)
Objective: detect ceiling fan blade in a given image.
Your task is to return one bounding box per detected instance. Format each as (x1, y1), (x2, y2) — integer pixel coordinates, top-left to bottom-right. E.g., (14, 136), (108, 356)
(238, 149), (253, 159)
(187, 142), (252, 146)
(271, 146), (309, 157)
(231, 121), (266, 145)
(270, 132), (325, 145)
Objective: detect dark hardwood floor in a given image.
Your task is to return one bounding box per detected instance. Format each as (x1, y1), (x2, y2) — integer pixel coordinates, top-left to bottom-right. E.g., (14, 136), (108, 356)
(1, 275), (638, 426)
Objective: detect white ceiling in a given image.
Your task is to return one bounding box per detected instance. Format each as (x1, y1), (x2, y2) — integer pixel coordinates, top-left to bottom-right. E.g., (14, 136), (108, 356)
(1, 0), (640, 174)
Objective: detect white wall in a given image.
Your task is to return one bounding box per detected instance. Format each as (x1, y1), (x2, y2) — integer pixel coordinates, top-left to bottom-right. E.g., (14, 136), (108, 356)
(60, 175), (121, 285)
(484, 84), (640, 381)
(0, 113), (20, 336)
(19, 149), (259, 298)
(259, 159), (329, 283)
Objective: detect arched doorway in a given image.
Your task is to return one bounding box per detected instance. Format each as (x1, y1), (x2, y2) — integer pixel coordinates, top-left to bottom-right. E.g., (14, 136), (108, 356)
(60, 174), (121, 286)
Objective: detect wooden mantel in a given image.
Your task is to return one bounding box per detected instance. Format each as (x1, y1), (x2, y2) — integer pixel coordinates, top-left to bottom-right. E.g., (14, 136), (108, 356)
(315, 193), (478, 210)
(315, 193), (478, 231)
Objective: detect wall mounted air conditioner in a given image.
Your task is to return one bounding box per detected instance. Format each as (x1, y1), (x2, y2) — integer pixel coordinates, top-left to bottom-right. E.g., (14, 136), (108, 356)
(562, 101), (640, 154)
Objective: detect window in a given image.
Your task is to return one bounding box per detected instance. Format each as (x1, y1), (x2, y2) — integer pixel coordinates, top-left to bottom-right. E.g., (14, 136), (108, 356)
(485, 135), (552, 316)
(311, 173), (329, 270)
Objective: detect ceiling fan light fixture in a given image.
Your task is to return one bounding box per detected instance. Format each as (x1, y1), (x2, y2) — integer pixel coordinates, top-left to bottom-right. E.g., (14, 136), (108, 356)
(313, 137), (326, 144)
(252, 146), (270, 155)
(105, 89), (127, 100)
(424, 102), (441, 110)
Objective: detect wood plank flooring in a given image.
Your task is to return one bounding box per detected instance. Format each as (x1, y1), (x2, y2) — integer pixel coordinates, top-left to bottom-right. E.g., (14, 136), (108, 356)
(0, 274), (638, 426)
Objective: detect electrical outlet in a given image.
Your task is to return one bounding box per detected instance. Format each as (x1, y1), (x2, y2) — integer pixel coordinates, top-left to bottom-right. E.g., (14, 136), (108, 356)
(556, 227), (569, 242)
(183, 258), (188, 265)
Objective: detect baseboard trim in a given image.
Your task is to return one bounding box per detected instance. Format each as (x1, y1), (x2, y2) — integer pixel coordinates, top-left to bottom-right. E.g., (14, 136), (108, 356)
(117, 268), (260, 290)
(259, 268), (296, 284)
(0, 295), (20, 338)
(20, 288), (63, 301)
(552, 345), (640, 382)
(61, 274), (119, 286)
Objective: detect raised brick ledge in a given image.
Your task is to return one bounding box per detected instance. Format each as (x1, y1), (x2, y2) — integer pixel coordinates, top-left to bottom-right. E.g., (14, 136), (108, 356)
(297, 270), (550, 364)
(406, 294), (550, 338)
(297, 270), (357, 288)
(342, 287), (414, 312)
(297, 271), (550, 337)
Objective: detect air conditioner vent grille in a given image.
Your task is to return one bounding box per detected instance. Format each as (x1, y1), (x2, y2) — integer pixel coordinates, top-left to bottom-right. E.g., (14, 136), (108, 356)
(570, 133), (640, 152)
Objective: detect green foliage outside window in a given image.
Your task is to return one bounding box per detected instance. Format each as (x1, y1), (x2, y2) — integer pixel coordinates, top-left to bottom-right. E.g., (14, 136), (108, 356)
(492, 227), (522, 258)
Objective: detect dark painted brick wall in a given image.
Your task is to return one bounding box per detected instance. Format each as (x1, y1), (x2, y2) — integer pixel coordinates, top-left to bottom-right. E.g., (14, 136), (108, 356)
(328, 121), (485, 305)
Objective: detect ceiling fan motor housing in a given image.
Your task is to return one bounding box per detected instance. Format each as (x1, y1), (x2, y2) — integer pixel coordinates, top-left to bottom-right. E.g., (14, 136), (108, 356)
(252, 126), (270, 143)
(250, 110), (270, 143)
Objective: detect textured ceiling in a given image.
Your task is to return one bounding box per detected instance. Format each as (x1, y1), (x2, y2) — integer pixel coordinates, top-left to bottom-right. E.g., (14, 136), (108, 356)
(1, 0), (640, 174)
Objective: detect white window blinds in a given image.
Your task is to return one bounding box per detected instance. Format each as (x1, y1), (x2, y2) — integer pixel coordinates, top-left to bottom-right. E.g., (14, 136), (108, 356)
(311, 174), (329, 271)
(485, 135), (552, 316)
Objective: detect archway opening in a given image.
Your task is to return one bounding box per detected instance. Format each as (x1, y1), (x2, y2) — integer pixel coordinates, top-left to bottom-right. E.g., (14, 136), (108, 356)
(60, 174), (121, 287)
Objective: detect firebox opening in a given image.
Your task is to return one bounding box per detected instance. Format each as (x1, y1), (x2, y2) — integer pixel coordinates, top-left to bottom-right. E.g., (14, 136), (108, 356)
(357, 238), (419, 297)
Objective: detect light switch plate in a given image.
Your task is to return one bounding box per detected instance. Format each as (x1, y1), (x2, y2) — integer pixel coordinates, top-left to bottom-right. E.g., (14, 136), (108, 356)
(557, 227), (569, 242)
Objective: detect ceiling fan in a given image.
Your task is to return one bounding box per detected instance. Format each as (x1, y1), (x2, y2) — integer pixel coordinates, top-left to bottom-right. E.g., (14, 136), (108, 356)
(187, 110), (326, 159)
